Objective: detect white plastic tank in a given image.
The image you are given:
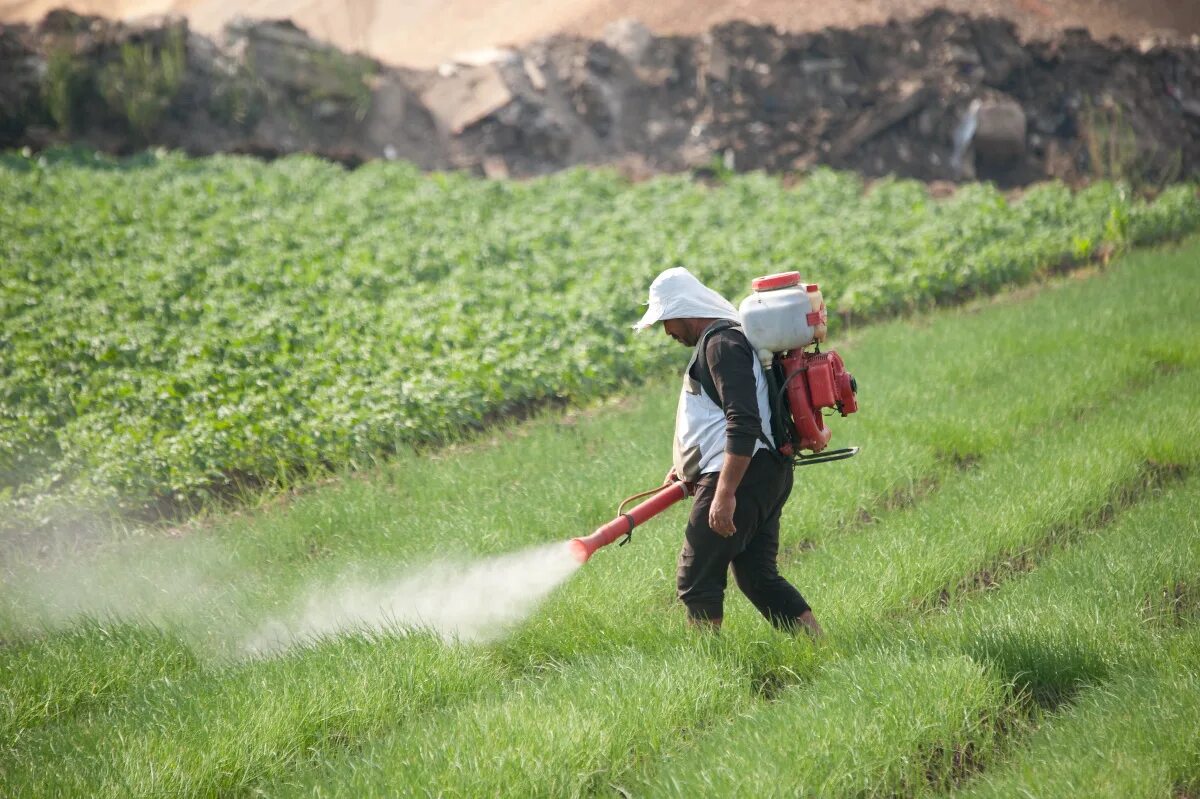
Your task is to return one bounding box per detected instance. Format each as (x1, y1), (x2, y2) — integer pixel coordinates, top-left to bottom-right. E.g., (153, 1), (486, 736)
(739, 271), (827, 364)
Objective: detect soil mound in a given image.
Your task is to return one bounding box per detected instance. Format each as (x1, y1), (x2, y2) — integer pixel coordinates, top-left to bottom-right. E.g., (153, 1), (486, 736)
(2, 10), (1198, 186)
(2, 0), (1199, 68)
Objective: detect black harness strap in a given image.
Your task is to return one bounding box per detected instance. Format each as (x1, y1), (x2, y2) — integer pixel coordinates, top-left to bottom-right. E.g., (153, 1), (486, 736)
(688, 320), (783, 458)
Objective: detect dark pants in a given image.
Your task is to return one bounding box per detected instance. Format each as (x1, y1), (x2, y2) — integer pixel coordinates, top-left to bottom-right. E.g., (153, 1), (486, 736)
(676, 449), (811, 626)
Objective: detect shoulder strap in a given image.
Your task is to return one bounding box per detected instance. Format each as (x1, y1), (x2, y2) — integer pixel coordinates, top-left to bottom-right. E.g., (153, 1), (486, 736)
(689, 319), (741, 406)
(690, 320), (781, 456)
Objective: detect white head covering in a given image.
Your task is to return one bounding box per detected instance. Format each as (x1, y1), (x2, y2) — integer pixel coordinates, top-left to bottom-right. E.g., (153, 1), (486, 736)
(633, 267), (740, 331)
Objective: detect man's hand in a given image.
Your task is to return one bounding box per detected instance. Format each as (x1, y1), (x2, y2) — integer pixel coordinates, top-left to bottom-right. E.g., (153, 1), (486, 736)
(664, 467), (679, 485)
(709, 490), (736, 536)
(710, 452), (750, 536)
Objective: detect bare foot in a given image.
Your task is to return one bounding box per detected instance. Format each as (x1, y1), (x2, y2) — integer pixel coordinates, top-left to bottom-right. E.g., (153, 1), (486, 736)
(797, 610), (823, 637)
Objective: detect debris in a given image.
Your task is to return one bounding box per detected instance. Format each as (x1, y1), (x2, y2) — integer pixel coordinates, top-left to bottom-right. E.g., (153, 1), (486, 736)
(420, 64), (513, 135)
(703, 35), (733, 83)
(603, 18), (654, 64)
(829, 81), (933, 158)
(522, 57), (547, 91)
(973, 97), (1027, 164)
(2, 11), (1197, 186)
(451, 47), (519, 67)
(481, 155), (510, 179)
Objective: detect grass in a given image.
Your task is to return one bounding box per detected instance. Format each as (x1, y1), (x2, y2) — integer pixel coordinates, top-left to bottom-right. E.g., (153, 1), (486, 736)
(636, 470), (1200, 797)
(641, 651), (1010, 798)
(953, 634), (1200, 799)
(2, 633), (507, 796)
(1, 237), (1198, 796)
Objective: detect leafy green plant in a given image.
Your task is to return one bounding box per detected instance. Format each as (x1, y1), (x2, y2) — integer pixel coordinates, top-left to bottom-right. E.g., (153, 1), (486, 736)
(0, 153), (1196, 532)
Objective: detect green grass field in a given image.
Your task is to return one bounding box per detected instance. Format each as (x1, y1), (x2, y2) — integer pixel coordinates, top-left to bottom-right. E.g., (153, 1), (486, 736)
(1, 232), (1197, 797)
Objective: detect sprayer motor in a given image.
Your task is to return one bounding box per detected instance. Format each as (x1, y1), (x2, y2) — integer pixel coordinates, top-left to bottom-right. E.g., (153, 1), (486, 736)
(740, 271), (859, 460)
(774, 348), (858, 455)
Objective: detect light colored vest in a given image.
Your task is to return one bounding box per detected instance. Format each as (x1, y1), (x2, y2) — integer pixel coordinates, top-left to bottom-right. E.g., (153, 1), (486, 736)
(672, 324), (775, 482)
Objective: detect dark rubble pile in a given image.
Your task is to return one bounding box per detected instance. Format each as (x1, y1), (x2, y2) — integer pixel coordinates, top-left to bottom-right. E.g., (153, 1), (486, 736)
(1, 9), (1198, 185)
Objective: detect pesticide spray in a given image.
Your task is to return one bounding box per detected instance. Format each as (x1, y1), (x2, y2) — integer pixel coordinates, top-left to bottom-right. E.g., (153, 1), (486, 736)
(10, 271), (856, 655)
(244, 541), (582, 655)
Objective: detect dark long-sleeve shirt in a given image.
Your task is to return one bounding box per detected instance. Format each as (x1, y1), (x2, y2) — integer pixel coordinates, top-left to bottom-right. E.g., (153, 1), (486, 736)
(691, 327), (765, 458)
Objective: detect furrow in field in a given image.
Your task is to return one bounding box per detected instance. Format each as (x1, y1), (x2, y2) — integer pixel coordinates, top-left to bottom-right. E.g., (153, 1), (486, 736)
(802, 366), (1200, 631)
(779, 353), (1182, 564)
(241, 364), (1200, 798)
(637, 458), (1200, 797)
(926, 477), (1200, 796)
(930, 458), (1190, 610)
(634, 653), (1012, 799)
(951, 639), (1200, 799)
(3, 242), (1195, 795)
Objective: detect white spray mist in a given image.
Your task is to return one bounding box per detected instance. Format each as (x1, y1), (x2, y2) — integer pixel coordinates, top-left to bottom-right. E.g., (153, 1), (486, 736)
(1, 534), (240, 633)
(244, 541), (583, 656)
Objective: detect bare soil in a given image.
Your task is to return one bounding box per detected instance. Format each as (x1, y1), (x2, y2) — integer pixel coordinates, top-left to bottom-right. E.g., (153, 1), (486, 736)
(3, 10), (1198, 186)
(2, 0), (1199, 67)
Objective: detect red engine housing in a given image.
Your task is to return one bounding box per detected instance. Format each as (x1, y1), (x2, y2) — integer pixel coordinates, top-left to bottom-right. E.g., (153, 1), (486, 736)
(776, 349), (858, 456)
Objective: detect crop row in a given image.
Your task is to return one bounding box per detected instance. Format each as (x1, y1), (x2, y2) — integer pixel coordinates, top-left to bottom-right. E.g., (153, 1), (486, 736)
(7, 361), (1194, 797)
(2, 239), (1197, 797)
(2, 150), (1198, 532)
(640, 473), (1200, 798)
(28, 347), (1200, 797)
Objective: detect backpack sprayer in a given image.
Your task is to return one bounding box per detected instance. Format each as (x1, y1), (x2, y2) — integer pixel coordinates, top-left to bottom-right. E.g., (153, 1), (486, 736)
(570, 272), (859, 563)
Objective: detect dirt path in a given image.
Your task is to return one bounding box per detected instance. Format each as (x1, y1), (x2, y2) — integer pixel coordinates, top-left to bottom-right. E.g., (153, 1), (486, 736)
(3, 0), (1199, 67)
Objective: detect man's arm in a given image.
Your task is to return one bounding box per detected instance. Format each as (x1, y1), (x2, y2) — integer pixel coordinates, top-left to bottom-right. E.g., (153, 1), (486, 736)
(711, 453), (751, 535)
(705, 331), (763, 535)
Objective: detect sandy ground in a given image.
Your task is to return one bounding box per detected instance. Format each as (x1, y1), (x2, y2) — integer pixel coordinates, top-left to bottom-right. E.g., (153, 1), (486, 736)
(3, 0), (1199, 67)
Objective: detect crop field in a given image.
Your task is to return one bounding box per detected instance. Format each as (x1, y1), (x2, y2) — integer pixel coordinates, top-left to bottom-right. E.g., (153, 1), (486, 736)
(2, 150), (1198, 539)
(1, 184), (1198, 799)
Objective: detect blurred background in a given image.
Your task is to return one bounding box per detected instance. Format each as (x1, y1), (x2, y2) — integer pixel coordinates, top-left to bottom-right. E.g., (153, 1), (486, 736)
(4, 0), (1200, 67)
(2, 0), (1198, 186)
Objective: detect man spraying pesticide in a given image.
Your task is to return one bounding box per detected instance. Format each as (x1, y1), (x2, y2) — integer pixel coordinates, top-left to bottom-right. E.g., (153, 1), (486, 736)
(570, 268), (859, 635)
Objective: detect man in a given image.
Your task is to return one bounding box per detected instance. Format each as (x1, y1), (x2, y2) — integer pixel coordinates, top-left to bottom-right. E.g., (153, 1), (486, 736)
(635, 267), (822, 635)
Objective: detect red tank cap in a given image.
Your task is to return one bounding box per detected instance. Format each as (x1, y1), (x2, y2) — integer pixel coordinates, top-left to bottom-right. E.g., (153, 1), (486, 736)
(751, 271), (802, 291)
(806, 283), (819, 292)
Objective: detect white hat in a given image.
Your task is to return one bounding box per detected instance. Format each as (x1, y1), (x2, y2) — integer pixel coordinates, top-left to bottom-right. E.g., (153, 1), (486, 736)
(633, 267), (740, 331)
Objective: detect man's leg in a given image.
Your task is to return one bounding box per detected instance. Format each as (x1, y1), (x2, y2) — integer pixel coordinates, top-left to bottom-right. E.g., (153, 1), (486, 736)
(677, 478), (736, 626)
(730, 529), (818, 634)
(730, 461), (821, 636)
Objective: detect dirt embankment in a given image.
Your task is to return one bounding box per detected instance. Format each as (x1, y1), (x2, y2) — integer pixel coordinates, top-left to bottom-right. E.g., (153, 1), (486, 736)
(3, 0), (1200, 68)
(2, 10), (1198, 185)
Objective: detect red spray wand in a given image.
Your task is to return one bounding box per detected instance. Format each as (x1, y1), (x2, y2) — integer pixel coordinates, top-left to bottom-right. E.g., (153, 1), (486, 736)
(569, 481), (691, 563)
